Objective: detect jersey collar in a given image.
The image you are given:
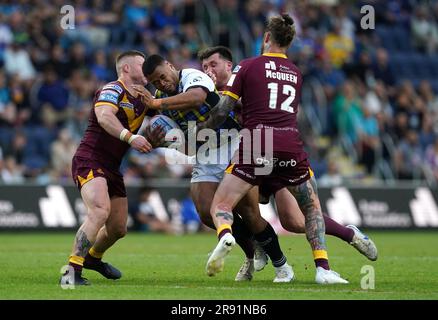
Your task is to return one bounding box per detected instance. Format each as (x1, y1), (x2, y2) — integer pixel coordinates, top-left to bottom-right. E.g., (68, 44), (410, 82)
(117, 78), (128, 90)
(262, 53), (288, 59)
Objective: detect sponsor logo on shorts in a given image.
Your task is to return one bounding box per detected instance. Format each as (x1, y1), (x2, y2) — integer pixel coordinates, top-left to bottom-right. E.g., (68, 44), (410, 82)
(255, 157), (297, 167)
(98, 90), (119, 104)
(235, 168), (256, 180)
(288, 170), (309, 184)
(102, 84), (123, 94)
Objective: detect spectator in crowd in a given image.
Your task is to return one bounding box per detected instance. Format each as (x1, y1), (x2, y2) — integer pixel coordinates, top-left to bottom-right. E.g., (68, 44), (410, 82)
(4, 130), (26, 166)
(333, 80), (363, 145)
(425, 138), (438, 182)
(35, 65), (70, 127)
(91, 49), (111, 83)
(0, 70), (16, 126)
(3, 41), (36, 81)
(50, 128), (77, 180)
(358, 104), (380, 174)
(1, 155), (24, 184)
(323, 21), (354, 68)
(134, 187), (174, 234)
(394, 130), (424, 180)
(318, 160), (343, 187)
(419, 116), (436, 152)
(411, 6), (438, 54)
(371, 48), (395, 88)
(363, 80), (391, 116)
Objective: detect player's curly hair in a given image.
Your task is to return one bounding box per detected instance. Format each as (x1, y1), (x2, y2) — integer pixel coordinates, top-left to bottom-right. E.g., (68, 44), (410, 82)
(266, 13), (296, 47)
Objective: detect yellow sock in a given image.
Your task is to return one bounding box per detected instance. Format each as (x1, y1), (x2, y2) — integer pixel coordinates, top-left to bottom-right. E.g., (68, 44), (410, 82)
(313, 249), (328, 260)
(89, 247), (104, 259)
(69, 255), (85, 266)
(216, 224), (232, 237)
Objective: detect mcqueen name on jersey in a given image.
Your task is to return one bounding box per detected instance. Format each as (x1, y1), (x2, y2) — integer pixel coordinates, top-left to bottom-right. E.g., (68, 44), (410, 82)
(265, 69), (298, 83)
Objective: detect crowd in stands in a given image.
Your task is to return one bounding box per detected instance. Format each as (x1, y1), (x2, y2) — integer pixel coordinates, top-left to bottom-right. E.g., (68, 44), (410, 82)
(0, 0), (437, 186)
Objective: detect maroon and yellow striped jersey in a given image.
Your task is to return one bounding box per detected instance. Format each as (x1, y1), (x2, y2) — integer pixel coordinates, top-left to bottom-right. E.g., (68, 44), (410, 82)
(224, 53), (307, 161)
(74, 80), (151, 169)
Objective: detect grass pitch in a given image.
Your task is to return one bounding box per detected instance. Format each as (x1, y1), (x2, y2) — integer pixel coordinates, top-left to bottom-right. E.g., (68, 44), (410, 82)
(0, 231), (437, 300)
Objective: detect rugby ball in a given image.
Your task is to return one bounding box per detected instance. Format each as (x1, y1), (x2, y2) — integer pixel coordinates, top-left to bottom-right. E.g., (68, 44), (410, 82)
(149, 114), (181, 147)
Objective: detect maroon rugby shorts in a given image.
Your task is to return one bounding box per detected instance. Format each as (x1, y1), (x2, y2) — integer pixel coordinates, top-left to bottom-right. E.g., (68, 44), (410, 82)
(226, 155), (313, 198)
(71, 155), (126, 198)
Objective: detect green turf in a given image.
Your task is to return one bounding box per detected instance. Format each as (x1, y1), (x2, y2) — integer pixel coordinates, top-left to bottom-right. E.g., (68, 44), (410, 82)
(0, 231), (437, 299)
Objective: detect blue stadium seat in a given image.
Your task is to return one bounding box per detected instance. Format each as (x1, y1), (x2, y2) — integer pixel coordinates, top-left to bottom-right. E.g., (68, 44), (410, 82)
(410, 53), (430, 77)
(393, 26), (412, 52)
(429, 80), (438, 94)
(23, 155), (48, 170)
(390, 53), (415, 78)
(22, 126), (57, 169)
(428, 56), (438, 76)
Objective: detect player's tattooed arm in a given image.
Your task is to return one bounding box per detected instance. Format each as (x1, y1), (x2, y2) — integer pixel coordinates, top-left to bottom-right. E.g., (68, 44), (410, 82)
(199, 95), (237, 130)
(73, 229), (92, 257)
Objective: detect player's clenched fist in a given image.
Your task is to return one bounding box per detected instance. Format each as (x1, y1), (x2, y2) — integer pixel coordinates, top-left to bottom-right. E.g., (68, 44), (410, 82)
(129, 135), (152, 153)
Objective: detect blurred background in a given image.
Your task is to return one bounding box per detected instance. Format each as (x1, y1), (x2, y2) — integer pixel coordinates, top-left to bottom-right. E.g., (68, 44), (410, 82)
(0, 0), (437, 232)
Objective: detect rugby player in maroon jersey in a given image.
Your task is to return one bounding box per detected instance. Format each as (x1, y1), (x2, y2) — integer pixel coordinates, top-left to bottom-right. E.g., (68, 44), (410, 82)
(199, 15), (352, 284)
(198, 46), (377, 271)
(60, 51), (154, 286)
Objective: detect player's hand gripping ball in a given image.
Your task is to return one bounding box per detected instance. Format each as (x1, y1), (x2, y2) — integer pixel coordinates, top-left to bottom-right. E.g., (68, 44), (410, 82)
(149, 115), (182, 147)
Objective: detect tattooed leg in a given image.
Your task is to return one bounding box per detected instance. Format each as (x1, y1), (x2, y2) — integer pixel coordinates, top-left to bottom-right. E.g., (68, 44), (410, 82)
(287, 176), (330, 270)
(72, 227), (93, 257)
(215, 204), (234, 225)
(210, 173), (253, 240)
(288, 176), (326, 251)
(213, 204), (234, 239)
(68, 220), (104, 275)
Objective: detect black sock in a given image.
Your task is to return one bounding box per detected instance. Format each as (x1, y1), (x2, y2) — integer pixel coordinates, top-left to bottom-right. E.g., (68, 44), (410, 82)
(232, 214), (255, 259)
(254, 223), (286, 267)
(84, 253), (101, 266)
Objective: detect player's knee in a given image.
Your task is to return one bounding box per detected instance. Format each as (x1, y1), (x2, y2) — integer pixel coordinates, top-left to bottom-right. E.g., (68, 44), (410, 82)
(281, 217), (305, 233)
(91, 200), (110, 214)
(108, 225), (127, 239)
(88, 202), (111, 224)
